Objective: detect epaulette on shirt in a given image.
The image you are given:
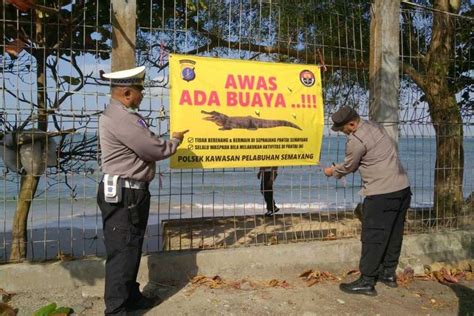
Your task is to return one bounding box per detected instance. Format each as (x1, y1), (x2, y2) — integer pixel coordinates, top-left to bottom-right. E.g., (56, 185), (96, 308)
(348, 133), (367, 151)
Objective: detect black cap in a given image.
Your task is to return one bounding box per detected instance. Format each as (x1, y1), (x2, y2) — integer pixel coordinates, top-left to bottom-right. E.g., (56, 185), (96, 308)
(331, 106), (359, 131)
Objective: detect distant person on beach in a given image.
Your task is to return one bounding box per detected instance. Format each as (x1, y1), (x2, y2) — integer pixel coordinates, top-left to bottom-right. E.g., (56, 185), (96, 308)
(97, 66), (187, 315)
(323, 106), (411, 297)
(258, 166), (280, 216)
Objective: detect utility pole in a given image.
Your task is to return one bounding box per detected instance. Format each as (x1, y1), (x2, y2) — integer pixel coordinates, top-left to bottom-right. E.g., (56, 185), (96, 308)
(111, 0), (136, 71)
(369, 0), (400, 144)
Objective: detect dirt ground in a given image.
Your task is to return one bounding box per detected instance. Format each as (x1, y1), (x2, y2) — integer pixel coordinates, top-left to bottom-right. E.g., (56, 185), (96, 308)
(4, 211), (473, 315)
(161, 210), (474, 251)
(162, 213), (361, 250)
(7, 272), (474, 315)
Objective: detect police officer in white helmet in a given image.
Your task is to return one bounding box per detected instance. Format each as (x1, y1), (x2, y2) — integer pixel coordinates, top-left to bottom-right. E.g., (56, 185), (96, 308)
(98, 66), (188, 314)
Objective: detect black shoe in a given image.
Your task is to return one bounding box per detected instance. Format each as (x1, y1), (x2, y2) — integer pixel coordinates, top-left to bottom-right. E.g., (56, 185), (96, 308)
(339, 277), (377, 296)
(378, 273), (398, 288)
(126, 295), (161, 311)
(265, 207), (280, 217)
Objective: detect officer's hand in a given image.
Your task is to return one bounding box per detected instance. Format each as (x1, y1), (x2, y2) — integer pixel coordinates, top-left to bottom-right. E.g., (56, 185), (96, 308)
(323, 166), (334, 177)
(172, 130), (189, 142)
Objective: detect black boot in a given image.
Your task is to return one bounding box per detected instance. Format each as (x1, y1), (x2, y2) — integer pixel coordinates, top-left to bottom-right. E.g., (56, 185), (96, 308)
(339, 277), (377, 296)
(378, 271), (398, 288)
(126, 295), (161, 311)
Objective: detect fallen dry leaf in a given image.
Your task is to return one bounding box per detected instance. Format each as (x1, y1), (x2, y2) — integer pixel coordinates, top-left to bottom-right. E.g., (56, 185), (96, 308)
(322, 233), (337, 241)
(465, 272), (473, 281)
(395, 263), (473, 287)
(299, 269), (313, 278)
(307, 279), (320, 287)
(440, 268), (458, 283)
(266, 279), (290, 288)
(308, 271), (321, 279)
(322, 271), (338, 280)
(396, 267), (415, 287)
(267, 236), (278, 245)
(414, 274), (432, 281)
(453, 271), (465, 279)
(189, 275), (290, 290)
(299, 269), (339, 287)
(456, 260), (472, 272)
(191, 275), (207, 284)
(424, 265), (432, 274)
(268, 279), (280, 287)
(402, 267), (415, 279)
(433, 271), (445, 283)
(0, 289), (16, 303)
(0, 302), (17, 316)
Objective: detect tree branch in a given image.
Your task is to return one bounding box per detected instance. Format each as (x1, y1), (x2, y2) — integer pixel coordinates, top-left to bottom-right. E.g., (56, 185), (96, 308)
(182, 19), (367, 70)
(402, 62), (426, 91)
(51, 54), (91, 109)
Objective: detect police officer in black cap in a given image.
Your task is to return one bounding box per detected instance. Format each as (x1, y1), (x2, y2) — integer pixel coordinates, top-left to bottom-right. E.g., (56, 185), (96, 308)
(324, 106), (411, 296)
(98, 66), (188, 314)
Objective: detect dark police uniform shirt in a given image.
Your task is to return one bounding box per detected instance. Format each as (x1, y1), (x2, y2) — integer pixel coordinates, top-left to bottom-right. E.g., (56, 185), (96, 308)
(99, 98), (180, 182)
(333, 120), (409, 196)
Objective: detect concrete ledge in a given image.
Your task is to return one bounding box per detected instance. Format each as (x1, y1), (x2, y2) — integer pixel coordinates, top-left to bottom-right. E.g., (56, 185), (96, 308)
(1, 230), (472, 297)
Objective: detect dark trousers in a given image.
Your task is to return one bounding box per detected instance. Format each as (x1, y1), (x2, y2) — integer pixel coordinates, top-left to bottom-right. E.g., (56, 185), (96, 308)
(97, 182), (150, 315)
(260, 171), (277, 212)
(359, 187), (411, 284)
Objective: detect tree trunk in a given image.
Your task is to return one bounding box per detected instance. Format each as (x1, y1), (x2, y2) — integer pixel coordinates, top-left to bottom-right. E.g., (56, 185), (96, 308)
(402, 0), (464, 224)
(10, 9), (47, 261)
(426, 89), (464, 224)
(111, 0), (136, 71)
(10, 174), (40, 261)
(424, 1), (464, 223)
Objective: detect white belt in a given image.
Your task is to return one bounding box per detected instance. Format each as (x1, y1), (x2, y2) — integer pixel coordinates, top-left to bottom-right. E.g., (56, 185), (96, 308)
(123, 179), (148, 190)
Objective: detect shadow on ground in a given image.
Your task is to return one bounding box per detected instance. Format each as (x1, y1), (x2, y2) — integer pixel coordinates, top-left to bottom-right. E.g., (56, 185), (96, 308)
(128, 250), (198, 315)
(446, 283), (474, 316)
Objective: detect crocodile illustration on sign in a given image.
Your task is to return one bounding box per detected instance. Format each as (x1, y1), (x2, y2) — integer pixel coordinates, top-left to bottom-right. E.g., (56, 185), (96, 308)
(201, 110), (302, 131)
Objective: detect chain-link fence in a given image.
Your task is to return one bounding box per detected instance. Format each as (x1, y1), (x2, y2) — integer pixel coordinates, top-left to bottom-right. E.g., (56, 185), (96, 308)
(1, 0), (472, 262)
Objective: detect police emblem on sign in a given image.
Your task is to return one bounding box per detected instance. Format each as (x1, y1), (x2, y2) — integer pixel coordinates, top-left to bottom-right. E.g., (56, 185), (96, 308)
(179, 59), (196, 82)
(299, 70), (316, 87)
